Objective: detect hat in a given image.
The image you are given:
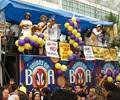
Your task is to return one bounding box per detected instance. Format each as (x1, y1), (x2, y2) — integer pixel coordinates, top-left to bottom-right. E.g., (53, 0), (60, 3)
(34, 91), (40, 95)
(24, 12), (31, 17)
(51, 17), (55, 21)
(96, 24), (102, 27)
(40, 15), (48, 20)
(19, 86), (27, 94)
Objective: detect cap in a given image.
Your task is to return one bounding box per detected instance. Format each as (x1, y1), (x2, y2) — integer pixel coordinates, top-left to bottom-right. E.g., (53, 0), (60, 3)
(40, 15), (48, 20)
(24, 12), (31, 17)
(50, 16), (55, 21)
(34, 91), (40, 95)
(19, 86), (27, 94)
(96, 24), (102, 27)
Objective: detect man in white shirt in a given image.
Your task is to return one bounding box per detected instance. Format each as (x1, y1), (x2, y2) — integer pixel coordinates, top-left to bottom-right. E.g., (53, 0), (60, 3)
(49, 17), (61, 41)
(90, 24), (103, 46)
(19, 12), (32, 37)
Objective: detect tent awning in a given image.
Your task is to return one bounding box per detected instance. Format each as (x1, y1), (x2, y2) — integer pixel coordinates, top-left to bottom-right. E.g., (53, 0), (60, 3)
(0, 0), (113, 33)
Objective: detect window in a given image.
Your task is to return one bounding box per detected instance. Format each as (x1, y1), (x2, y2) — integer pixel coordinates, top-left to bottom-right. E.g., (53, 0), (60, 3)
(90, 6), (96, 17)
(42, 0), (59, 4)
(95, 8), (102, 19)
(85, 4), (91, 16)
(78, 3), (85, 15)
(101, 10), (107, 20)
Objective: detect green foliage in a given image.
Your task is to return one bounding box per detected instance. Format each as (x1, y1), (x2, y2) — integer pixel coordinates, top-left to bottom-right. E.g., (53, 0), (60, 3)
(105, 12), (119, 24)
(105, 12), (120, 48)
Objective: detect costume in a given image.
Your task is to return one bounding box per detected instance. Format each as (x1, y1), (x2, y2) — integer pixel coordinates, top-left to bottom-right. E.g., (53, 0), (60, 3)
(49, 23), (61, 41)
(20, 19), (32, 36)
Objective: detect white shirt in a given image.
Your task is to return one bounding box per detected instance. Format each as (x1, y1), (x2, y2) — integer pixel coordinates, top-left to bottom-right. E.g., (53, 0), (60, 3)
(92, 28), (102, 36)
(20, 19), (32, 36)
(8, 94), (18, 100)
(49, 24), (61, 41)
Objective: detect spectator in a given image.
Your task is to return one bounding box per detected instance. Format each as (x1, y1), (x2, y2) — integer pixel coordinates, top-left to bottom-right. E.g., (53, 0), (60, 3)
(103, 81), (120, 100)
(7, 78), (15, 93)
(2, 87), (9, 100)
(77, 93), (86, 100)
(52, 89), (77, 100)
(87, 88), (97, 100)
(18, 85), (28, 100)
(74, 84), (84, 94)
(115, 81), (120, 88)
(8, 83), (19, 100)
(41, 87), (51, 100)
(0, 83), (2, 100)
(28, 91), (33, 100)
(33, 91), (41, 100)
(74, 84), (87, 100)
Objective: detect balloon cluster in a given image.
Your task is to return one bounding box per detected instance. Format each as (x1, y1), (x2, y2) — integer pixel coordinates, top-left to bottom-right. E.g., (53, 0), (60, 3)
(55, 63), (67, 76)
(106, 69), (120, 83)
(67, 50), (77, 61)
(15, 33), (46, 52)
(64, 17), (84, 48)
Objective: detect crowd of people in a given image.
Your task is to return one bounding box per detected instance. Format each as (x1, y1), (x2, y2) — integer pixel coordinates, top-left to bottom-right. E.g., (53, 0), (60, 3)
(0, 72), (120, 100)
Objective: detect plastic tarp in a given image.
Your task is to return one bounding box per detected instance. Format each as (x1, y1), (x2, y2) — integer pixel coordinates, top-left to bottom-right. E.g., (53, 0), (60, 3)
(0, 0), (113, 33)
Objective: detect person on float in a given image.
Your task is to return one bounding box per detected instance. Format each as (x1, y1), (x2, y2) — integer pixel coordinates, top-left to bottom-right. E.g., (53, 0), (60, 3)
(48, 17), (61, 41)
(90, 24), (103, 46)
(19, 12), (32, 37)
(38, 15), (48, 33)
(37, 15), (51, 40)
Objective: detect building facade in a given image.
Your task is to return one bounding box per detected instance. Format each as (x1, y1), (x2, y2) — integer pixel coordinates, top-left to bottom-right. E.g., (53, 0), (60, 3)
(21, 0), (119, 21)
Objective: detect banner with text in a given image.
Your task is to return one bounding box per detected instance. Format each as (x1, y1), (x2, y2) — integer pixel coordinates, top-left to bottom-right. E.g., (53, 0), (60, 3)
(59, 42), (70, 61)
(19, 55), (118, 91)
(83, 46), (95, 60)
(45, 40), (59, 58)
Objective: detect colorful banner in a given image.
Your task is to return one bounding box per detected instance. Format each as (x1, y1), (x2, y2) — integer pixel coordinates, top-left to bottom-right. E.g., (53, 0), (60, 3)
(59, 42), (70, 61)
(83, 46), (95, 60)
(103, 48), (111, 61)
(109, 48), (118, 61)
(19, 55), (118, 91)
(45, 40), (59, 58)
(92, 46), (104, 60)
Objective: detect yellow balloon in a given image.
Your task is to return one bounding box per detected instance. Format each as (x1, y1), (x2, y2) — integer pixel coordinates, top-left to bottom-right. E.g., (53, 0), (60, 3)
(55, 63), (61, 70)
(68, 36), (71, 40)
(73, 42), (78, 48)
(20, 36), (25, 40)
(18, 46), (24, 52)
(68, 26), (73, 32)
(37, 38), (42, 44)
(32, 35), (39, 42)
(69, 39), (74, 44)
(40, 39), (45, 47)
(28, 35), (33, 40)
(72, 29), (78, 35)
(79, 37), (82, 41)
(72, 17), (77, 22)
(116, 75), (120, 82)
(64, 22), (70, 28)
(24, 43), (32, 50)
(15, 40), (19, 46)
(107, 77), (113, 83)
(76, 33), (81, 38)
(61, 65), (67, 72)
(67, 50), (73, 57)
